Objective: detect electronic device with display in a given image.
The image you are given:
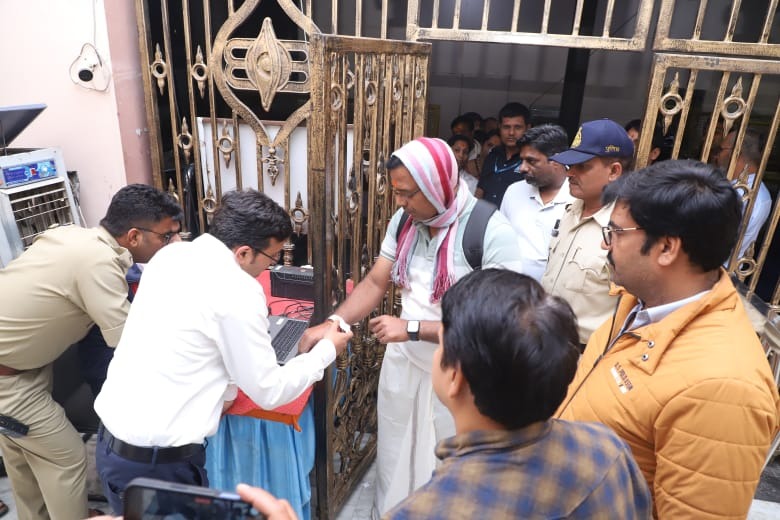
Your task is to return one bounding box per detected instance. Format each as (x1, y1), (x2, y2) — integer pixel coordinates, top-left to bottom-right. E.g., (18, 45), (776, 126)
(0, 104), (81, 267)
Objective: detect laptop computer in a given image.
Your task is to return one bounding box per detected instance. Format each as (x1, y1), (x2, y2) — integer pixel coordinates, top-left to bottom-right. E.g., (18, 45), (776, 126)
(268, 315), (309, 365)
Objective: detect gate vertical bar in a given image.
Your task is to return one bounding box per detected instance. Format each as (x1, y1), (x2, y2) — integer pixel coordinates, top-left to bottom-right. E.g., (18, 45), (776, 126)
(307, 31), (333, 520)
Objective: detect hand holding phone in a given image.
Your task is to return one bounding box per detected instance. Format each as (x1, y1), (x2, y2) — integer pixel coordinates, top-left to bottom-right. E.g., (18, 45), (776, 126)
(124, 477), (266, 520)
(236, 484), (299, 520)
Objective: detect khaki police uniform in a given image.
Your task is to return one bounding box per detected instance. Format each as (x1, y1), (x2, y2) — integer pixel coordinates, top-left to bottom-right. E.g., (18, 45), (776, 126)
(0, 225), (132, 520)
(541, 199), (617, 345)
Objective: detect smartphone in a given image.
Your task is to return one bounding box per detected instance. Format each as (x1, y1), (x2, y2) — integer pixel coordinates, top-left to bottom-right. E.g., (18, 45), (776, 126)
(0, 414), (29, 437)
(124, 477), (265, 520)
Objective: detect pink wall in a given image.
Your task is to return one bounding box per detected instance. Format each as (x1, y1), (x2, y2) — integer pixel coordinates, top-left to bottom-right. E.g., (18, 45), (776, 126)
(105, 0), (153, 187)
(0, 0), (152, 225)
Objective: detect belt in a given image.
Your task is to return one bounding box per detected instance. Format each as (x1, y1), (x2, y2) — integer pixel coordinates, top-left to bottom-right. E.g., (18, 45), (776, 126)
(0, 364), (22, 376)
(99, 425), (204, 464)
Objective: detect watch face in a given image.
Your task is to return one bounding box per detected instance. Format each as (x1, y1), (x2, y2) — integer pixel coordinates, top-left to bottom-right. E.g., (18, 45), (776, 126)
(408, 320), (420, 333)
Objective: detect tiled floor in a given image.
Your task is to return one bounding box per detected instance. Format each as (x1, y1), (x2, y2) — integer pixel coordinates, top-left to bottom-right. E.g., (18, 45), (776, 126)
(1, 460), (780, 519)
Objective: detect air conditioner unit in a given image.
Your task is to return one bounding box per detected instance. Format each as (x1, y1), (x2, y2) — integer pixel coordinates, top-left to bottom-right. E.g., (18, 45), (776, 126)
(0, 105), (81, 267)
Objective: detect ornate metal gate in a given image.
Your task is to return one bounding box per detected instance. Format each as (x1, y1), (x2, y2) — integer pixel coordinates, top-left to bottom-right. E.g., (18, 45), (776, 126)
(307, 35), (430, 516)
(133, 1), (429, 517)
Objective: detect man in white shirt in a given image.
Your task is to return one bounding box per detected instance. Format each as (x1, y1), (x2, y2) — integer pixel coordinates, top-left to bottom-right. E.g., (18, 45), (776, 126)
(715, 127), (773, 260)
(94, 190), (352, 514)
(500, 124), (573, 280)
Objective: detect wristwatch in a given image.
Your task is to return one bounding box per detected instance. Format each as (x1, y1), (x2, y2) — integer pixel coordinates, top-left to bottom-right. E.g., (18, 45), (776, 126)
(407, 320), (420, 341)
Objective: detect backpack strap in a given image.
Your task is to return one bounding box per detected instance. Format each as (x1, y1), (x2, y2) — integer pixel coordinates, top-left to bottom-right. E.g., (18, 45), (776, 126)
(395, 211), (410, 243)
(396, 200), (496, 271)
(462, 199), (497, 270)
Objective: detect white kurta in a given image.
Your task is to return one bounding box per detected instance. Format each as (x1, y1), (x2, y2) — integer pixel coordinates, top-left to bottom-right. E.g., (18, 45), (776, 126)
(373, 199), (523, 516)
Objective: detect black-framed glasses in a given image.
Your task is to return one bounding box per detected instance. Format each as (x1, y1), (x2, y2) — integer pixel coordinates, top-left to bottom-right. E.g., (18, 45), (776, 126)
(601, 225), (643, 246)
(136, 227), (177, 245)
(255, 248), (281, 266)
(392, 187), (421, 200)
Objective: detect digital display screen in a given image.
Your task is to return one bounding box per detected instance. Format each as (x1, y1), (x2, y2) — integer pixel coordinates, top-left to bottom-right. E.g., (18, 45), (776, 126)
(1, 159), (58, 187)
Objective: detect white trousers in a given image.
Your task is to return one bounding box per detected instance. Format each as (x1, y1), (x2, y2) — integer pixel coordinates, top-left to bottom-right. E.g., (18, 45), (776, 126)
(373, 343), (455, 517)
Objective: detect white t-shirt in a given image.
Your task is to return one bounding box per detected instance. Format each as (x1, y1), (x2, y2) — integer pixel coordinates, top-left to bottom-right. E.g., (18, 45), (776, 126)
(500, 179), (574, 281)
(379, 196), (523, 371)
(460, 168), (478, 195)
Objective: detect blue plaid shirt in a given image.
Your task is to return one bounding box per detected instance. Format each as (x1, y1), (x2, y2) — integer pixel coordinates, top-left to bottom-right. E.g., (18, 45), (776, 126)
(384, 419), (651, 519)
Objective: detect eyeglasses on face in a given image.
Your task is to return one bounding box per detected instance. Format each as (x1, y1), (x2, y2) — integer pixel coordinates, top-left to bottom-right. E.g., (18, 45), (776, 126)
(392, 187), (421, 200)
(601, 225), (643, 246)
(136, 227), (177, 245)
(255, 248), (282, 266)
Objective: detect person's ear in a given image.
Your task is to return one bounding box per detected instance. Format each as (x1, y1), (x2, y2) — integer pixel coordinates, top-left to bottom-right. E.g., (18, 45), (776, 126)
(656, 236), (682, 267)
(233, 245), (254, 266)
(117, 228), (143, 250)
(608, 161), (623, 181)
(447, 363), (468, 400)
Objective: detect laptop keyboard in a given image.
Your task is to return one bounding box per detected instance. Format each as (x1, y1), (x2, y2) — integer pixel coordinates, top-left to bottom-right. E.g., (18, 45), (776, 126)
(272, 319), (308, 362)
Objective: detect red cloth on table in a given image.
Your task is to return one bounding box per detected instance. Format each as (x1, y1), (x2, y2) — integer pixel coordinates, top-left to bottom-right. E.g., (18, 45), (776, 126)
(226, 387), (313, 432)
(225, 270), (312, 431)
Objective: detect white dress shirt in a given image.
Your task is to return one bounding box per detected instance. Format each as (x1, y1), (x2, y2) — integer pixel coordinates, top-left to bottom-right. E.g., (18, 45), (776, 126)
(500, 179), (574, 281)
(95, 233), (336, 447)
(737, 174), (772, 258)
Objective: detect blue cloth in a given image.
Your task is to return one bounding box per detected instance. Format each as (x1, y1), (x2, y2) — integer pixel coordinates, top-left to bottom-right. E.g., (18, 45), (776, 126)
(205, 401), (315, 520)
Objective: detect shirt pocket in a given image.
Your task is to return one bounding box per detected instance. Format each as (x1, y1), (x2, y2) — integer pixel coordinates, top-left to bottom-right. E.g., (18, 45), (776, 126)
(563, 247), (610, 294)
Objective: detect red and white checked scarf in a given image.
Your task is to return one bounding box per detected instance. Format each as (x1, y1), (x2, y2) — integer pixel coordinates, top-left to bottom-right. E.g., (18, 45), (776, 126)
(391, 137), (470, 303)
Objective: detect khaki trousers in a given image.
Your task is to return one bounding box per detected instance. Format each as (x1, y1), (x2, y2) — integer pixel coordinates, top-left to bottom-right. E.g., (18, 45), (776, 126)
(0, 365), (87, 520)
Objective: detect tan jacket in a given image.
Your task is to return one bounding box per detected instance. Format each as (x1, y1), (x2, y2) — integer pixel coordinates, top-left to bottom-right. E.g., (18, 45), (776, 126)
(541, 199), (617, 344)
(558, 270), (780, 519)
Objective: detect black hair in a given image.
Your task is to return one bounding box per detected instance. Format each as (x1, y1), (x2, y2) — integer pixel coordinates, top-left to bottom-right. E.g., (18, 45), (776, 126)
(484, 129), (500, 140)
(447, 134), (474, 152)
(386, 155), (404, 171)
(440, 269), (580, 430)
(450, 115), (474, 132)
(100, 184), (182, 237)
(603, 160), (741, 271)
(461, 112), (483, 124)
(209, 189), (292, 251)
(518, 124), (569, 157)
(624, 119), (642, 133)
(498, 102), (531, 126)
(626, 119), (670, 161)
(728, 127), (765, 164)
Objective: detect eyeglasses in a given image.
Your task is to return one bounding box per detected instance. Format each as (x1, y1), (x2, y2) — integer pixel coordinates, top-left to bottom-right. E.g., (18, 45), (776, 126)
(601, 225), (643, 246)
(136, 227), (177, 245)
(392, 187), (421, 200)
(255, 248), (282, 266)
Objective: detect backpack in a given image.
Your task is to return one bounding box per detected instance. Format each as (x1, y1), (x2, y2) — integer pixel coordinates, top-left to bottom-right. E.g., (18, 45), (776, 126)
(395, 199), (497, 270)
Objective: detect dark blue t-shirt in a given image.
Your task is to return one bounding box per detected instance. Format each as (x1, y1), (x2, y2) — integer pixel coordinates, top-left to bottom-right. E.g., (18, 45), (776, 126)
(477, 146), (524, 207)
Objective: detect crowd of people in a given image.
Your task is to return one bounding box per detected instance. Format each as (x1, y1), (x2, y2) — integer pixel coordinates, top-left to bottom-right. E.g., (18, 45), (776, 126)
(0, 105), (778, 520)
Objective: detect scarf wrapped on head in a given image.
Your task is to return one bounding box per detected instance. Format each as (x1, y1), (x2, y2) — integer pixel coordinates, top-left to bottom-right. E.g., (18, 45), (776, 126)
(391, 137), (471, 302)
